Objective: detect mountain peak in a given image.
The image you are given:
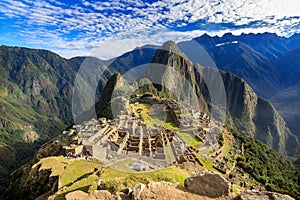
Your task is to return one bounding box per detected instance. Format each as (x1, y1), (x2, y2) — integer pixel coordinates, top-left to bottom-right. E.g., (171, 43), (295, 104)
(150, 40), (190, 66)
(160, 40), (183, 55)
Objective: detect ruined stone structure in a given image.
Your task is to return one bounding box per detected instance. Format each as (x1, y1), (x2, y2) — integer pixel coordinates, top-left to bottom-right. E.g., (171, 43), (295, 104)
(177, 146), (203, 167)
(62, 95), (212, 171)
(62, 115), (186, 169)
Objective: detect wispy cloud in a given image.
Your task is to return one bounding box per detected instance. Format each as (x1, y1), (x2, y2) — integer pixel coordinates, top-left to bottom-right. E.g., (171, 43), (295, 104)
(0, 0), (300, 59)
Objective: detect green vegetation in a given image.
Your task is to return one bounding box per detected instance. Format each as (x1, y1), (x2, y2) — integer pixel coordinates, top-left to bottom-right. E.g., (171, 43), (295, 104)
(60, 159), (101, 187)
(231, 129), (300, 199)
(132, 103), (179, 131)
(193, 152), (215, 172)
(107, 159), (139, 173)
(101, 165), (190, 193)
(22, 156), (191, 199)
(1, 41), (300, 200)
(164, 144), (176, 162)
(0, 46), (79, 191)
(177, 132), (202, 147)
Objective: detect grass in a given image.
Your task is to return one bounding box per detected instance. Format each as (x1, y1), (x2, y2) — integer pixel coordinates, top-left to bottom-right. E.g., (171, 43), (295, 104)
(132, 103), (179, 131)
(176, 132), (202, 147)
(100, 165), (191, 193)
(34, 157), (102, 200)
(220, 129), (233, 157)
(194, 153), (216, 172)
(50, 158), (191, 198)
(33, 156), (69, 177)
(165, 144), (176, 162)
(107, 158), (139, 173)
(36, 156), (191, 198)
(191, 138), (203, 147)
(61, 159), (101, 187)
(33, 156), (101, 187)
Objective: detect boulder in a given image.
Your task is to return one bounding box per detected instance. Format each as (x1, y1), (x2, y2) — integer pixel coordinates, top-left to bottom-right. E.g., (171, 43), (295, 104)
(65, 190), (119, 200)
(138, 181), (218, 200)
(184, 171), (229, 198)
(90, 190), (118, 200)
(132, 183), (146, 200)
(240, 190), (295, 200)
(147, 181), (182, 189)
(65, 190), (88, 200)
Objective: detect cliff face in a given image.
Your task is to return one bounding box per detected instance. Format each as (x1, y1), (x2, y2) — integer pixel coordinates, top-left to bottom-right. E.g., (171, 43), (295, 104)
(179, 33), (300, 143)
(214, 71), (298, 156)
(146, 41), (298, 156)
(0, 46), (78, 192)
(146, 41), (208, 113)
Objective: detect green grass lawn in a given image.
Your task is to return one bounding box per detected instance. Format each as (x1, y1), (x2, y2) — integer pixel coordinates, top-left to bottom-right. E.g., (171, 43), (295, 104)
(37, 156), (193, 199)
(61, 159), (101, 187)
(100, 165), (191, 193)
(164, 144), (176, 162)
(132, 103), (179, 131)
(106, 158), (139, 173)
(194, 153), (216, 172)
(176, 132), (202, 147)
(33, 156), (69, 177)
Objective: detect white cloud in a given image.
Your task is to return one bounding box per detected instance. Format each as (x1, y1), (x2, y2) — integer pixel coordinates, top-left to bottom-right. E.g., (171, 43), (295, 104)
(1, 0), (300, 59)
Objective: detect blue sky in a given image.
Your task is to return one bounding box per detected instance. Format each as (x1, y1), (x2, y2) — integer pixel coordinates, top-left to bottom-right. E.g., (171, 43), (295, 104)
(1, 0), (300, 59)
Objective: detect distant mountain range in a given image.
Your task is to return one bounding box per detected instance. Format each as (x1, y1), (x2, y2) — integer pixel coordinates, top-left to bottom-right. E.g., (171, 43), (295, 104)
(0, 45), (157, 192)
(96, 41), (298, 157)
(178, 33), (300, 139)
(0, 32), (300, 192)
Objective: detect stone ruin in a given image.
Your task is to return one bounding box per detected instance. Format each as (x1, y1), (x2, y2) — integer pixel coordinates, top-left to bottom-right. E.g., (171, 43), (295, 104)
(62, 95), (213, 171)
(64, 115), (187, 170)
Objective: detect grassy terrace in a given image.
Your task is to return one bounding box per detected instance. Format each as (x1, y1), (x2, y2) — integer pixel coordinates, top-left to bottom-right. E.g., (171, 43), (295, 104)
(106, 158), (141, 173)
(177, 132), (202, 147)
(101, 165), (191, 192)
(132, 103), (179, 130)
(34, 156), (191, 199)
(40, 103), (216, 198)
(132, 103), (201, 147)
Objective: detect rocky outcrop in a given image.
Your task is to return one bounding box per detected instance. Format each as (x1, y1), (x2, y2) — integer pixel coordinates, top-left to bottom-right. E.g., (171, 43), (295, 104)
(65, 190), (120, 200)
(146, 41), (299, 156)
(213, 71), (299, 156)
(184, 171), (229, 198)
(132, 183), (146, 200)
(65, 190), (89, 200)
(135, 181), (235, 200)
(240, 190), (295, 200)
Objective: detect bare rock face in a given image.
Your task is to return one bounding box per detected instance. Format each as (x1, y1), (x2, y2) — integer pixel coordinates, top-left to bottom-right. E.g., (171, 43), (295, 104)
(138, 181), (224, 200)
(147, 181), (183, 189)
(184, 171), (229, 198)
(65, 190), (89, 200)
(240, 190), (295, 200)
(65, 190), (120, 200)
(132, 183), (146, 200)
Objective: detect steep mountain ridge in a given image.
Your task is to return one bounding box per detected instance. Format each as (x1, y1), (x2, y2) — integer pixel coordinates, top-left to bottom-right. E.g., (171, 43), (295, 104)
(193, 33), (300, 61)
(278, 46), (300, 86)
(95, 41), (299, 156)
(148, 41), (298, 156)
(214, 71), (298, 155)
(3, 68), (299, 199)
(0, 46), (81, 191)
(0, 39), (299, 194)
(0, 45), (159, 191)
(178, 33), (300, 141)
(179, 36), (281, 98)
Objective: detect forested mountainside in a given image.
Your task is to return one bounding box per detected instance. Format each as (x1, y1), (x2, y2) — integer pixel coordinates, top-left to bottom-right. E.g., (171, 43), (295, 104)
(0, 45), (157, 192)
(178, 33), (300, 139)
(0, 35), (299, 193)
(2, 45), (299, 198)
